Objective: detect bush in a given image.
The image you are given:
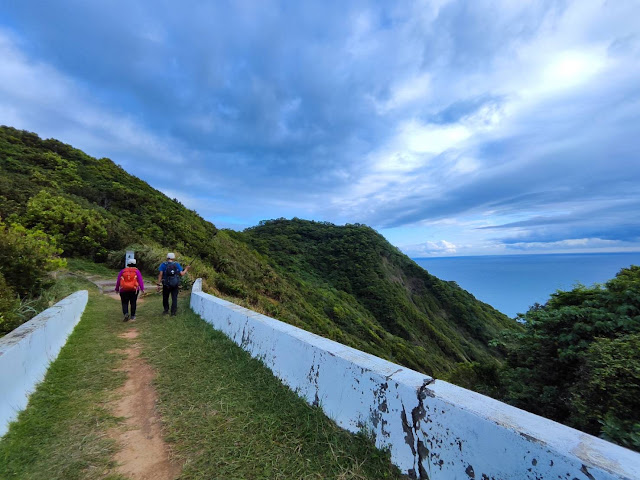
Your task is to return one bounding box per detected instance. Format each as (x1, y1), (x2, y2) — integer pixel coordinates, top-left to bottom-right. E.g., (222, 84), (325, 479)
(214, 274), (248, 298)
(0, 220), (65, 297)
(0, 273), (20, 335)
(571, 333), (640, 449)
(22, 191), (108, 258)
(446, 361), (504, 398)
(486, 265), (640, 451)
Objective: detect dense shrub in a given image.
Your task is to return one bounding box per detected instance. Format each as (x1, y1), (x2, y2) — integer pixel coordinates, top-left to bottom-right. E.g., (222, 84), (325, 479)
(474, 266), (640, 451)
(570, 333), (640, 450)
(0, 220), (65, 297)
(23, 191), (109, 258)
(0, 273), (20, 335)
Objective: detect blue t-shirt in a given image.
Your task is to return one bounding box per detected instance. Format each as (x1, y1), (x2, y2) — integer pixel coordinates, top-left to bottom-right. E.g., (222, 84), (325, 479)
(159, 261), (183, 276)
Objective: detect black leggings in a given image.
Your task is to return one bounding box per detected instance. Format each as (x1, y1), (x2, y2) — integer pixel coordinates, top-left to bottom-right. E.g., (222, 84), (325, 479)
(163, 285), (179, 314)
(120, 291), (139, 316)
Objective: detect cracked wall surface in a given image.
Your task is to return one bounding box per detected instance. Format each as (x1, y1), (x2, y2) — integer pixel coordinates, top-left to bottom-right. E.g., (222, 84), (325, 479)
(0, 290), (88, 436)
(190, 279), (640, 480)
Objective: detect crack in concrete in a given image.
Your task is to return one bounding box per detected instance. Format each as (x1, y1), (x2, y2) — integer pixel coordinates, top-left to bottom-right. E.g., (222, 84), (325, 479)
(402, 378), (435, 479)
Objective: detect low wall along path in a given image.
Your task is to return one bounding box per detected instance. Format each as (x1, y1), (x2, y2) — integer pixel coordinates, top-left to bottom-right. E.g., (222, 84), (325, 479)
(0, 290), (88, 436)
(190, 278), (640, 480)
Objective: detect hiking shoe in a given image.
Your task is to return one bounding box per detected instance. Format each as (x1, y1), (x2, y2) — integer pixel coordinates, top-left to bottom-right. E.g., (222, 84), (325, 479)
(123, 314), (130, 322)
(162, 310), (169, 315)
(170, 312), (177, 316)
(130, 315), (136, 321)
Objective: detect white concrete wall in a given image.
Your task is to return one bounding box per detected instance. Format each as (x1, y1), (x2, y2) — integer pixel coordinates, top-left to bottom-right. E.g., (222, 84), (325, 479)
(190, 279), (640, 480)
(0, 290), (88, 437)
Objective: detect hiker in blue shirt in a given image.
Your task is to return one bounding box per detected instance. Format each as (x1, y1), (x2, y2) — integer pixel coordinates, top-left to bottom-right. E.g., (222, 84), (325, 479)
(157, 252), (190, 316)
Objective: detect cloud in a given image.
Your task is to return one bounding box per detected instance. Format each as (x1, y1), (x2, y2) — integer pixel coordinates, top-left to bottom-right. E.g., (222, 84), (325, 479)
(0, 30), (190, 172)
(401, 240), (458, 257)
(502, 237), (632, 254)
(0, 1), (639, 255)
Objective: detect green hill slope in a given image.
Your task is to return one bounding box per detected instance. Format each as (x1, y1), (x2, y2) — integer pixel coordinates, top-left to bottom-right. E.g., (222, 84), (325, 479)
(0, 125), (517, 376)
(242, 219), (516, 373)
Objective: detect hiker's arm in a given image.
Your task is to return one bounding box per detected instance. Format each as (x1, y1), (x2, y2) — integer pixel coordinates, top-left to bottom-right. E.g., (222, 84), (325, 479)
(115, 271), (122, 292)
(180, 265), (190, 276)
(157, 272), (163, 285)
(136, 270), (145, 292)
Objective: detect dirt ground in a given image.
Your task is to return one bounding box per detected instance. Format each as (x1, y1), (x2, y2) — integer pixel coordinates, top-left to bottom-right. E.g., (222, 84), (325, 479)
(108, 324), (182, 479)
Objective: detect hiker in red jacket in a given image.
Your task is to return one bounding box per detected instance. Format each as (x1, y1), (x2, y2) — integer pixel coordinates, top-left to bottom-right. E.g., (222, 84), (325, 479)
(115, 259), (145, 322)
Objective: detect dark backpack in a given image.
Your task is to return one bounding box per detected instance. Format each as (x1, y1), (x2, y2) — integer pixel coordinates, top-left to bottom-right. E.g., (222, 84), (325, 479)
(163, 262), (181, 288)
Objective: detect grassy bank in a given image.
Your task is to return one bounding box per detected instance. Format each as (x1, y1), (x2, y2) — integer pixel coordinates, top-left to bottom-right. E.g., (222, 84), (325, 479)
(138, 294), (402, 479)
(0, 281), (129, 479)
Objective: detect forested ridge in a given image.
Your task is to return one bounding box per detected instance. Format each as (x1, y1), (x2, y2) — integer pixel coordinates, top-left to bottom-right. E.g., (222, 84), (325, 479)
(1, 125), (638, 451)
(0, 125), (513, 376)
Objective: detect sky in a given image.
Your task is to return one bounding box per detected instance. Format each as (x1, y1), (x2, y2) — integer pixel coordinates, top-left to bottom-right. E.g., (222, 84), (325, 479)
(1, 0), (639, 257)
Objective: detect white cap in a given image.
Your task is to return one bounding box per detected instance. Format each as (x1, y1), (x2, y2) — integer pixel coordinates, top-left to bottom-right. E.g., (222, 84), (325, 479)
(127, 258), (137, 265)
(166, 252), (176, 259)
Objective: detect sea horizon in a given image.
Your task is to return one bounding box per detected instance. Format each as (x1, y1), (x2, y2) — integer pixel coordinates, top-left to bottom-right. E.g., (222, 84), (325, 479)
(413, 251), (640, 318)
(413, 251), (640, 260)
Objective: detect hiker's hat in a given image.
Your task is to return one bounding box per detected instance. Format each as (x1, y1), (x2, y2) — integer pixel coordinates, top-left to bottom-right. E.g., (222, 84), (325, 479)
(167, 252), (176, 259)
(127, 258), (137, 266)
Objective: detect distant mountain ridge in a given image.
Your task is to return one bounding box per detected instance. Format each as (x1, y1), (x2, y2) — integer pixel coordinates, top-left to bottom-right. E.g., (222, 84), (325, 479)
(0, 125), (517, 376)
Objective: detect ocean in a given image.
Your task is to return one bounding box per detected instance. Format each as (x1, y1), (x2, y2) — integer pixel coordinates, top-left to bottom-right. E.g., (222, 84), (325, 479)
(413, 252), (640, 318)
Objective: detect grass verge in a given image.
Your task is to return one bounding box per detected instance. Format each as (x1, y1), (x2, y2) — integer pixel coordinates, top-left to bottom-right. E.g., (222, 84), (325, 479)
(137, 292), (403, 480)
(0, 280), (129, 480)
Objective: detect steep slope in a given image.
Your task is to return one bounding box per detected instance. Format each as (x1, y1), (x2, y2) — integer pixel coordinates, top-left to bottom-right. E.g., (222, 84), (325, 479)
(0, 126), (517, 376)
(243, 219), (517, 373)
(0, 126), (218, 261)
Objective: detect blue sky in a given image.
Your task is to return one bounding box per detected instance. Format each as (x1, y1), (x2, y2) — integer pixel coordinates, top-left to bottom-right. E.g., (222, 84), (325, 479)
(1, 0), (639, 256)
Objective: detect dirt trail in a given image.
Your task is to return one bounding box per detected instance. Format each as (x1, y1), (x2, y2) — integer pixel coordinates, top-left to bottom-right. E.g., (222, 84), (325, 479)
(110, 329), (182, 479)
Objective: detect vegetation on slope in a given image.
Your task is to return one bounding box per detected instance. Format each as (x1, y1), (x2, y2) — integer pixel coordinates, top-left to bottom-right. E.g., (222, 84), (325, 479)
(0, 219), (66, 334)
(454, 266), (640, 451)
(242, 218), (516, 374)
(0, 126), (218, 261)
(0, 125), (514, 376)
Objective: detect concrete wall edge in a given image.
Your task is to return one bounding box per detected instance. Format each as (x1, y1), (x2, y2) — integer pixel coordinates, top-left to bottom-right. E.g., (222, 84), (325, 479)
(0, 290), (89, 437)
(190, 280), (640, 480)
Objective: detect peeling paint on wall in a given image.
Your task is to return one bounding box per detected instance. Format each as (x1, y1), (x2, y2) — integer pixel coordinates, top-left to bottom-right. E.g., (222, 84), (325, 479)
(0, 290), (88, 437)
(190, 279), (640, 480)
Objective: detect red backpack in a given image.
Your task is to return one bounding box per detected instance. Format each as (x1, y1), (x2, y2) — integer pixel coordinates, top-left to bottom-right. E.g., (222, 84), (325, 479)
(120, 267), (139, 292)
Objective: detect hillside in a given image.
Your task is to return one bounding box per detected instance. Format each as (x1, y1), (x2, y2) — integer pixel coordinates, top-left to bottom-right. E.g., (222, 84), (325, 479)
(0, 125), (517, 376)
(242, 219), (515, 372)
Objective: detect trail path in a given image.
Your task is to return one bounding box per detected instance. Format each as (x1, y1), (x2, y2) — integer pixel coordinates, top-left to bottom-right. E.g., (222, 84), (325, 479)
(91, 274), (181, 479)
(110, 328), (181, 480)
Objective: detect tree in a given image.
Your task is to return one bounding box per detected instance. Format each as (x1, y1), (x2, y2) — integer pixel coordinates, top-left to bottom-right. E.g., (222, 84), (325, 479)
(495, 266), (640, 449)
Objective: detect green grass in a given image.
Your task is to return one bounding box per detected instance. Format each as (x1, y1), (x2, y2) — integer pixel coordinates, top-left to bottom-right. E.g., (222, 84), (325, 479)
(137, 293), (403, 480)
(65, 258), (121, 277)
(0, 280), (129, 480)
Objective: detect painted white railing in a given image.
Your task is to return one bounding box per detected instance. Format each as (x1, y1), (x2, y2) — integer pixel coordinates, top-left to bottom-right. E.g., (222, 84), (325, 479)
(191, 279), (640, 480)
(0, 290), (88, 437)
